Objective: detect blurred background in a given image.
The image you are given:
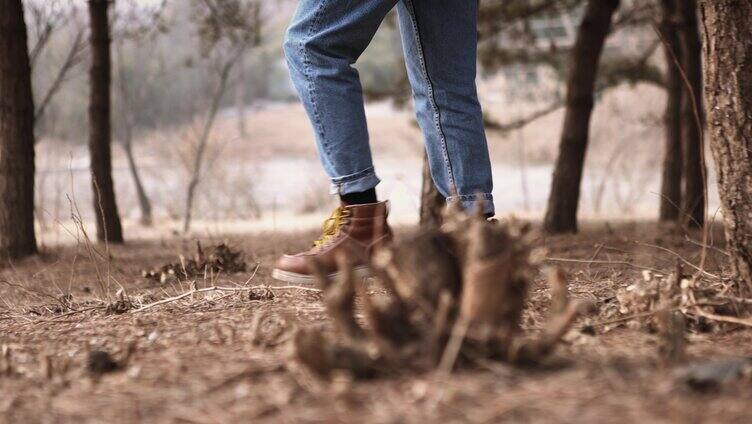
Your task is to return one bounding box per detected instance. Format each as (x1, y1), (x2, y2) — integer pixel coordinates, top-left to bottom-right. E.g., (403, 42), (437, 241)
(26, 0), (718, 245)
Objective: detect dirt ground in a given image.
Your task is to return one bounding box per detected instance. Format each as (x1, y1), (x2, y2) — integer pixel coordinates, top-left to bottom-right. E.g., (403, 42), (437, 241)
(1, 221), (751, 423)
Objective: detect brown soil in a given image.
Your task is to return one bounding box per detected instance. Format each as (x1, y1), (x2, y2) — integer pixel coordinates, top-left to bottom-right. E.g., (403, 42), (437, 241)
(1, 222), (751, 423)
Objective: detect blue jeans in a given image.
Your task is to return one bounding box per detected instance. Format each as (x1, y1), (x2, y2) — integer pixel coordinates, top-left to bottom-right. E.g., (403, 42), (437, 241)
(284, 0), (494, 215)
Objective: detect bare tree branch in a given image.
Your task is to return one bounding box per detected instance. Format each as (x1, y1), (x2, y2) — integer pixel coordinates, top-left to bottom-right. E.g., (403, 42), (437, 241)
(34, 29), (86, 124)
(183, 42), (249, 233)
(488, 39), (662, 133)
(27, 0), (69, 67)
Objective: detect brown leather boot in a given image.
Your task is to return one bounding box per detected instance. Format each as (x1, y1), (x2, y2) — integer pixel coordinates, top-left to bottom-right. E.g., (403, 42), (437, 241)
(272, 201), (392, 285)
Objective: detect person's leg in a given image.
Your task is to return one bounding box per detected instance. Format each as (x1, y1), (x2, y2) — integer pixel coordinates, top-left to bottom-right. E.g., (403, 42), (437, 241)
(396, 0), (495, 215)
(274, 0), (398, 284)
(283, 0), (399, 199)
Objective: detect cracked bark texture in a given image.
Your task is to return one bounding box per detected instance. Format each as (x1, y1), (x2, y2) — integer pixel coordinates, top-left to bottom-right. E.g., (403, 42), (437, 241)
(700, 0), (752, 293)
(0, 0), (37, 259)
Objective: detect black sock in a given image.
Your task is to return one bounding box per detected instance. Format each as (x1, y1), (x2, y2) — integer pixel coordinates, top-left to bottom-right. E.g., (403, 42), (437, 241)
(340, 188), (377, 205)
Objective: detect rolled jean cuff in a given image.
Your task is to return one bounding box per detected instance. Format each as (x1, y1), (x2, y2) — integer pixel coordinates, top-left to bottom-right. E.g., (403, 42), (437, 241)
(329, 167), (381, 196)
(446, 193), (495, 216)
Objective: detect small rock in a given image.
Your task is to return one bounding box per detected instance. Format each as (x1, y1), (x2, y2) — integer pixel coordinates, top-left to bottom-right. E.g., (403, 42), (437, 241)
(106, 300), (132, 315)
(675, 358), (752, 391)
(249, 287), (275, 301)
(126, 365), (142, 379)
(86, 350), (119, 375)
(580, 324), (596, 336)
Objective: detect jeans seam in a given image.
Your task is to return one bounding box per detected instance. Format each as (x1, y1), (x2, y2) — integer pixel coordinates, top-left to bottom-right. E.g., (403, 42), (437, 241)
(403, 0), (457, 192)
(446, 193), (493, 201)
(302, 0), (328, 156)
(331, 166), (376, 184)
(329, 168), (379, 195)
(447, 193), (495, 215)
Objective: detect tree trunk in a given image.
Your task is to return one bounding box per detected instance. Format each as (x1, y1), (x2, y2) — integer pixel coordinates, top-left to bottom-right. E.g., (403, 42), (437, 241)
(700, 0), (752, 294)
(236, 57), (247, 139)
(121, 140), (153, 227)
(677, 0), (706, 228)
(543, 0), (620, 234)
(419, 152), (444, 227)
(88, 0), (123, 243)
(115, 42), (153, 227)
(659, 0), (684, 222)
(183, 53), (239, 233)
(0, 0), (37, 260)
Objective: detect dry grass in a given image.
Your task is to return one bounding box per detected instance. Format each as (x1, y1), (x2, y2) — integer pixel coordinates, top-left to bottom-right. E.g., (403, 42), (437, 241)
(1, 222), (752, 423)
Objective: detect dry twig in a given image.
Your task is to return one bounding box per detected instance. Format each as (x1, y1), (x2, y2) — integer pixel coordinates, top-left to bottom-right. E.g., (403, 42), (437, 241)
(133, 284), (317, 313)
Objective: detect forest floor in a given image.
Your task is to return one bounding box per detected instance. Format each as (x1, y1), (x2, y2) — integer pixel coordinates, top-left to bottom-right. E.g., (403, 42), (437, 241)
(1, 221), (752, 423)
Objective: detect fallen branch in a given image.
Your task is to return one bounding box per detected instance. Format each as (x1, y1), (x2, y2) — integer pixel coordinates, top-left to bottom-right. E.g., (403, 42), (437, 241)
(590, 309), (675, 328)
(545, 257), (663, 274)
(691, 308), (752, 328)
(133, 284), (319, 313)
(268, 285), (322, 293)
(684, 236), (729, 257)
(635, 242), (721, 280)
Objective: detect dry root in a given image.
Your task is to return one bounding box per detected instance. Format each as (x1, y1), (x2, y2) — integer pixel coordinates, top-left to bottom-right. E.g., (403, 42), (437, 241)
(293, 207), (593, 379)
(610, 262), (752, 335)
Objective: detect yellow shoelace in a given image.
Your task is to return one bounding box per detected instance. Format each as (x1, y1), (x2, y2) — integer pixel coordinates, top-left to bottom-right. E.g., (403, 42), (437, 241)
(313, 207), (351, 248)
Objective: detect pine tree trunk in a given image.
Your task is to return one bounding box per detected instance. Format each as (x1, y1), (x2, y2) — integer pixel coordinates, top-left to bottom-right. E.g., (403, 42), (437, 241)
(88, 0), (124, 243)
(0, 0), (38, 260)
(677, 0), (706, 228)
(419, 152), (444, 227)
(543, 0), (620, 234)
(659, 0), (684, 222)
(700, 0), (752, 294)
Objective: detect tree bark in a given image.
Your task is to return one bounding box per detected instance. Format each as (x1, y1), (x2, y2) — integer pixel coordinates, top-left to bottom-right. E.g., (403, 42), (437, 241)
(659, 0), (684, 222)
(88, 0), (124, 243)
(699, 0), (752, 294)
(0, 0), (38, 260)
(419, 151), (444, 227)
(543, 0), (620, 234)
(677, 0), (706, 228)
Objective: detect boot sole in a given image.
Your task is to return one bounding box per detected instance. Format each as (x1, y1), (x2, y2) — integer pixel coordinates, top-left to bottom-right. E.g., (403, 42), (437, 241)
(271, 265), (373, 286)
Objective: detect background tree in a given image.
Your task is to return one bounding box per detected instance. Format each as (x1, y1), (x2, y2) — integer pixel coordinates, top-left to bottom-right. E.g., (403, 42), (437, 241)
(477, 1), (668, 229)
(657, 0), (683, 222)
(26, 1), (87, 130)
(110, 0), (167, 228)
(182, 0), (263, 233)
(700, 0), (752, 294)
(88, 0), (124, 243)
(676, 0), (705, 229)
(0, 0), (38, 259)
(543, 0), (621, 234)
(115, 40), (152, 227)
(235, 6), (261, 140)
